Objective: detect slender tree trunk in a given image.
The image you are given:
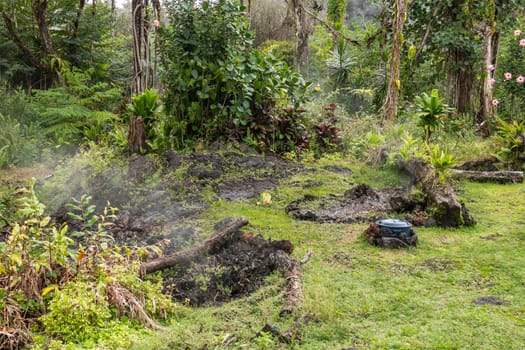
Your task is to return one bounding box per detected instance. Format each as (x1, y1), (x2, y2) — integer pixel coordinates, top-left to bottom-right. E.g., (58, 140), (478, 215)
(70, 0), (86, 65)
(289, 0), (312, 72)
(2, 12), (45, 71)
(32, 0), (59, 86)
(33, 1), (54, 56)
(382, 0), (408, 122)
(478, 5), (499, 137)
(132, 0), (149, 95)
(128, 114), (147, 153)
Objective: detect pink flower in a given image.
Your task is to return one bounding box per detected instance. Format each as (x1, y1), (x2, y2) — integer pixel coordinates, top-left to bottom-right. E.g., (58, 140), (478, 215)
(491, 99), (499, 106)
(488, 64), (495, 71)
(515, 30), (522, 37)
(517, 76), (525, 84)
(153, 19), (160, 28)
(520, 38), (525, 47)
(504, 72), (512, 80)
(490, 78), (496, 86)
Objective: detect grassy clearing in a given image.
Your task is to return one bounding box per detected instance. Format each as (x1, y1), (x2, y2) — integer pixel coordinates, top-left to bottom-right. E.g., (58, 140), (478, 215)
(132, 158), (525, 350)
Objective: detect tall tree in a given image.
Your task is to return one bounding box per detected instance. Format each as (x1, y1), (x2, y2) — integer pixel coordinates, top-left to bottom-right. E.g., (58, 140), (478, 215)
(129, 0), (160, 152)
(478, 0), (498, 136)
(383, 0), (408, 122)
(287, 0), (314, 71)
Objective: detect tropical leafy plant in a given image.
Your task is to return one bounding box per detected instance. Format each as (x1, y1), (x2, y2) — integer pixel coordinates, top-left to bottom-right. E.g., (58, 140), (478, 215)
(496, 117), (525, 168)
(129, 88), (162, 141)
(326, 40), (355, 88)
(425, 143), (456, 183)
(414, 89), (450, 141)
(0, 113), (38, 168)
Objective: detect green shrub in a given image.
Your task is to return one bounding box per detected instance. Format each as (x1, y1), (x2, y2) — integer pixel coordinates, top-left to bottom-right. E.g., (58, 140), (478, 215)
(40, 281), (113, 344)
(160, 0), (310, 153)
(496, 117), (525, 169)
(0, 113), (38, 168)
(413, 89), (450, 142)
(259, 40), (296, 66)
(129, 88), (162, 142)
(0, 183), (175, 347)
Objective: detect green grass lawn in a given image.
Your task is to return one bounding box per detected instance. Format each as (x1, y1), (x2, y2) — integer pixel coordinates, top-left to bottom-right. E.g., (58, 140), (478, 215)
(131, 164), (525, 350)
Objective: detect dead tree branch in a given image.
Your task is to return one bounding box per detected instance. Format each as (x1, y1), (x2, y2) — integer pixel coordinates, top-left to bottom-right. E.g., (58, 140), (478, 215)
(141, 217), (249, 274)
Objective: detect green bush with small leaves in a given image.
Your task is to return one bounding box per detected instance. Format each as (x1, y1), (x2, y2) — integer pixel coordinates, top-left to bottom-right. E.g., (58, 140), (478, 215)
(160, 0), (310, 153)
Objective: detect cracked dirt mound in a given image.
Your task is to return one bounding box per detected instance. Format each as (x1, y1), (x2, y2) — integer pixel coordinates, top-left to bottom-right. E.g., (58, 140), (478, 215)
(286, 184), (427, 224)
(162, 221), (294, 306)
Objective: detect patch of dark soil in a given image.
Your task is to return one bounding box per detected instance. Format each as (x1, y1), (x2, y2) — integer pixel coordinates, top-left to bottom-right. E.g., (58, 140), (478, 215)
(326, 251), (354, 267)
(164, 150), (305, 201)
(323, 165), (353, 175)
(480, 233), (503, 240)
(218, 178), (280, 200)
(162, 230), (294, 306)
(128, 154), (159, 182)
(457, 157), (499, 171)
(286, 184), (426, 224)
(473, 296), (510, 306)
(417, 258), (456, 272)
(48, 150), (305, 248)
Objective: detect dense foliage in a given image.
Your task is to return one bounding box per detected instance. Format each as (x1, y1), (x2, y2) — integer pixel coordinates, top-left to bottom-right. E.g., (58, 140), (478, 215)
(0, 0), (524, 347)
(160, 0), (310, 153)
(0, 183), (174, 348)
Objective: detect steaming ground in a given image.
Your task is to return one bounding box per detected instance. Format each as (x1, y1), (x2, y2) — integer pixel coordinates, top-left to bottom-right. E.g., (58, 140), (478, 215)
(39, 147), (305, 254)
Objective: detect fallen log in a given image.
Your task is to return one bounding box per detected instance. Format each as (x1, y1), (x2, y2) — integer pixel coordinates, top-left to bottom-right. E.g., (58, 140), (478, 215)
(397, 158), (474, 227)
(271, 250), (303, 316)
(451, 169), (523, 184)
(141, 217), (249, 274)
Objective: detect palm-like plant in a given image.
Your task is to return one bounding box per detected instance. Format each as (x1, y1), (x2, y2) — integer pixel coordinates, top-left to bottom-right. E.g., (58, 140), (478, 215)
(326, 40), (355, 88)
(128, 88), (162, 138)
(414, 89), (449, 141)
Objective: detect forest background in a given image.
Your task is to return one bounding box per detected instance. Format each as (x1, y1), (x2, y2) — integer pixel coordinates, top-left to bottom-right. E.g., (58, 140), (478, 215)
(1, 0), (525, 349)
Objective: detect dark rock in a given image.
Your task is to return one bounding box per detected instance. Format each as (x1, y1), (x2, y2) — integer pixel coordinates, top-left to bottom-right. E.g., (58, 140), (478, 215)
(287, 185), (427, 224)
(344, 184), (379, 201)
(473, 296), (510, 306)
(187, 166), (222, 179)
(165, 150), (182, 169)
(457, 157), (499, 171)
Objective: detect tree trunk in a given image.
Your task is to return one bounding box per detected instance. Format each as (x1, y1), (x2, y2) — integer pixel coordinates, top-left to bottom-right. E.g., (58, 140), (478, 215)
(478, 8), (499, 137)
(33, 0), (54, 56)
(132, 0), (149, 94)
(456, 50), (474, 114)
(128, 114), (147, 154)
(289, 0), (312, 72)
(69, 0), (86, 65)
(1, 12), (45, 71)
(382, 0), (408, 122)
